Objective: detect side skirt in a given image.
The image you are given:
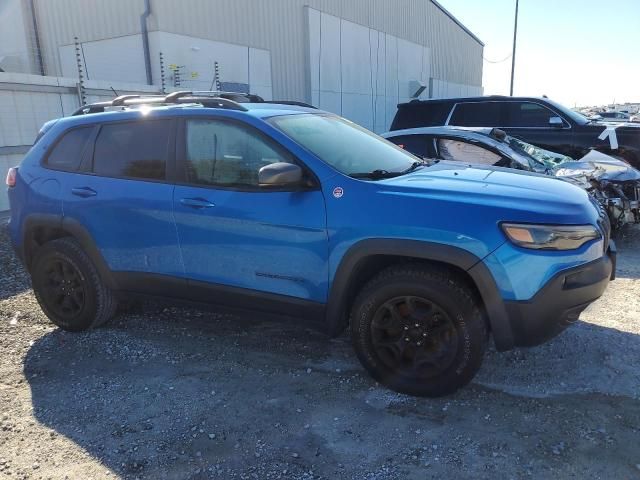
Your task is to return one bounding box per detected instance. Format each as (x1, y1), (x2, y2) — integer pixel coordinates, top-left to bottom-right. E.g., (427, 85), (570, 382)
(112, 272), (327, 326)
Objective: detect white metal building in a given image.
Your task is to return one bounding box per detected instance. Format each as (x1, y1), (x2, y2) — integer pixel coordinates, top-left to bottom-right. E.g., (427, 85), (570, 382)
(0, 0), (483, 210)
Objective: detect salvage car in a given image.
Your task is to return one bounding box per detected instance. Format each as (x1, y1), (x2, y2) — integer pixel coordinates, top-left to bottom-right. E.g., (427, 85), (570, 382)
(390, 96), (640, 170)
(7, 92), (615, 397)
(383, 126), (640, 230)
(595, 111), (632, 123)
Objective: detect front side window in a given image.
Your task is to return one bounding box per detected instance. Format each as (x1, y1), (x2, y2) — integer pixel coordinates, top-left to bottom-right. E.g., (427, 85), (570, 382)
(503, 102), (560, 128)
(45, 126), (94, 171)
(270, 114), (417, 177)
(93, 120), (171, 180)
(185, 119), (293, 187)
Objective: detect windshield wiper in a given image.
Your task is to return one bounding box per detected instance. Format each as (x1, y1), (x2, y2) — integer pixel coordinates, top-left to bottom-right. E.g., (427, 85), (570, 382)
(349, 169), (402, 179)
(349, 161), (429, 180)
(400, 161), (427, 175)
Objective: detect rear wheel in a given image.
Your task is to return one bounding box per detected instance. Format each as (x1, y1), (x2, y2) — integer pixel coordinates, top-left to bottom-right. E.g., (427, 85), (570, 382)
(31, 237), (117, 331)
(350, 264), (487, 397)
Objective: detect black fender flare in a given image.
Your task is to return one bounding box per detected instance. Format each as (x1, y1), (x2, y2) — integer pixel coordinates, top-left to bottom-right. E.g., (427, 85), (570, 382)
(22, 213), (118, 290)
(325, 239), (514, 351)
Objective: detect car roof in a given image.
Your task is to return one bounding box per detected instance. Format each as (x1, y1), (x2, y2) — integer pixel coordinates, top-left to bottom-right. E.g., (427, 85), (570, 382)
(48, 102), (323, 130)
(397, 96), (550, 108)
(383, 126), (496, 139)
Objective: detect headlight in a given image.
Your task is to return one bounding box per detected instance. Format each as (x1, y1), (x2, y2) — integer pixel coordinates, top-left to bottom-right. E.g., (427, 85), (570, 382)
(501, 223), (601, 250)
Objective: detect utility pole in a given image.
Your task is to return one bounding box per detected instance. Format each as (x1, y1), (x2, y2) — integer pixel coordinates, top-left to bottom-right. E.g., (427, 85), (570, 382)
(509, 0), (519, 96)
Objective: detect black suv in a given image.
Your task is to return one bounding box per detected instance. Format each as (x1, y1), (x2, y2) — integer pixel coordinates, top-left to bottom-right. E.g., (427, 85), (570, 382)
(390, 96), (640, 169)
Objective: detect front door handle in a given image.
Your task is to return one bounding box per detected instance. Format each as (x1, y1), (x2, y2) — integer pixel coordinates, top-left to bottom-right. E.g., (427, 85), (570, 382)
(180, 197), (215, 209)
(71, 187), (97, 198)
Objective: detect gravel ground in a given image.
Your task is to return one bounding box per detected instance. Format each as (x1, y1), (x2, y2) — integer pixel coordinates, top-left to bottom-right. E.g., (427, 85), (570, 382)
(0, 220), (639, 480)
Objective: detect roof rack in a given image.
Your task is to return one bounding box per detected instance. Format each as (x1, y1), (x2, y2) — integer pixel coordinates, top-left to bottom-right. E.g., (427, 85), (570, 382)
(112, 94), (163, 106)
(71, 91), (249, 116)
(71, 90), (318, 116)
(262, 100), (317, 109)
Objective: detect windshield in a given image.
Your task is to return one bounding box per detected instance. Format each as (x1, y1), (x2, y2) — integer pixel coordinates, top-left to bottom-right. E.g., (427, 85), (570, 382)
(505, 135), (573, 168)
(269, 114), (418, 177)
(543, 98), (590, 125)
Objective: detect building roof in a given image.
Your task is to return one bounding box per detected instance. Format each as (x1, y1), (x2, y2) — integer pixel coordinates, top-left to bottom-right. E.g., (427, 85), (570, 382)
(430, 1), (484, 46)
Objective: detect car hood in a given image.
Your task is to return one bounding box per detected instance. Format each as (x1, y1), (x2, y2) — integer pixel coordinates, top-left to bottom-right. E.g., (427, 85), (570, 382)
(555, 150), (640, 183)
(375, 161), (598, 223)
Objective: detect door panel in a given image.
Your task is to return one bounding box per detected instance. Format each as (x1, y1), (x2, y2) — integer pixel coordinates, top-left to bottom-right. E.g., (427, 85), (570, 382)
(61, 118), (183, 278)
(63, 175), (182, 276)
(173, 187), (328, 301)
(173, 117), (328, 302)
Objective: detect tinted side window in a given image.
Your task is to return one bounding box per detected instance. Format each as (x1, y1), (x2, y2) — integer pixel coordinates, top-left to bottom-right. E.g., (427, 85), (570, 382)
(504, 102), (557, 127)
(391, 103), (453, 130)
(45, 127), (93, 171)
(185, 119), (293, 187)
(93, 120), (171, 180)
(387, 135), (429, 158)
(449, 102), (503, 127)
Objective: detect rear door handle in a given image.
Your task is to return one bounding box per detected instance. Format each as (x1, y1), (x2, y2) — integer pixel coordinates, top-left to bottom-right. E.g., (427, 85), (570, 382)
(71, 187), (97, 198)
(180, 197), (215, 209)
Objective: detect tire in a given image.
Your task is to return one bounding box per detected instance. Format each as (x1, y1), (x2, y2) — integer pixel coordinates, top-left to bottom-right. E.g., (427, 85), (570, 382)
(31, 237), (117, 331)
(350, 264), (487, 397)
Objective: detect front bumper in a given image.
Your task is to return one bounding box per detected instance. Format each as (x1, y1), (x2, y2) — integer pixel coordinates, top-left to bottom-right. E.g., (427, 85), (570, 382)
(503, 242), (615, 348)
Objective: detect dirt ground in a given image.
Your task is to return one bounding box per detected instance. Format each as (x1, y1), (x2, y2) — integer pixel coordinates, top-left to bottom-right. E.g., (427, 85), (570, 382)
(0, 220), (639, 480)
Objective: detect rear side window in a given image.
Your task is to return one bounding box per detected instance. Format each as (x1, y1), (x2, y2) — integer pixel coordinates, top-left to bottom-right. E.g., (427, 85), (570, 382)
(391, 103), (452, 130)
(503, 102), (558, 127)
(93, 120), (171, 181)
(449, 102), (503, 127)
(45, 127), (93, 171)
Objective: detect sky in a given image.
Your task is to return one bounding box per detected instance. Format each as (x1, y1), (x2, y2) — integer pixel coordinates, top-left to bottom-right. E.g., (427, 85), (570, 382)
(438, 0), (640, 107)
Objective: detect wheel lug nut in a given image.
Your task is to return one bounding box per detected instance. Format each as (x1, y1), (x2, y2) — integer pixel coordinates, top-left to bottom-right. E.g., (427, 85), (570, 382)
(404, 326), (409, 330)
(414, 323), (419, 328)
(422, 333), (427, 337)
(417, 342), (422, 346)
(404, 337), (410, 342)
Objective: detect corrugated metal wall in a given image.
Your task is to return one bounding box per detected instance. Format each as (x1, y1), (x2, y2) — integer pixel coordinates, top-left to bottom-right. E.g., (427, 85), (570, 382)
(33, 0), (483, 101)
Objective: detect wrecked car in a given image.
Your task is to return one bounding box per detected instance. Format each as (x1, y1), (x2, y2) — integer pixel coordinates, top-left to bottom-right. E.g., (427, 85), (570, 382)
(383, 126), (640, 230)
(389, 96), (640, 170)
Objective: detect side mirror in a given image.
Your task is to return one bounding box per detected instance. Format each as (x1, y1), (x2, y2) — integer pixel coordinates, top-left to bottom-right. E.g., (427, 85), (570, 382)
(549, 116), (564, 128)
(259, 162), (303, 187)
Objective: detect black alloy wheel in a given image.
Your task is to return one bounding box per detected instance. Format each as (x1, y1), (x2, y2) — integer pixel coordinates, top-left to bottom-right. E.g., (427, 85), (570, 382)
(371, 296), (459, 379)
(40, 256), (87, 321)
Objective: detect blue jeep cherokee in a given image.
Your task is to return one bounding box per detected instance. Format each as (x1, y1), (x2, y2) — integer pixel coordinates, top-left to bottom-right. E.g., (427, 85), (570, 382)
(6, 92), (616, 397)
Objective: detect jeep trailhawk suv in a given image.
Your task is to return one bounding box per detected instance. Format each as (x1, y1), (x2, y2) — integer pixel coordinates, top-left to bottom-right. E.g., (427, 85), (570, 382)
(6, 92), (616, 396)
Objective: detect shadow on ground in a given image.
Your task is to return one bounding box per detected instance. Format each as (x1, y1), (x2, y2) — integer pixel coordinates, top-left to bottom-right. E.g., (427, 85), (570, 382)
(23, 304), (640, 479)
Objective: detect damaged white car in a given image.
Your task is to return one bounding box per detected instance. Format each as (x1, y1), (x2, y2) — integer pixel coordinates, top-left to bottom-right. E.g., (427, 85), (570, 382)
(383, 126), (640, 230)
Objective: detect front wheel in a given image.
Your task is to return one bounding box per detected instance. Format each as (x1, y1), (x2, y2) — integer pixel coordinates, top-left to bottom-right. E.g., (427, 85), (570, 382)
(350, 265), (487, 397)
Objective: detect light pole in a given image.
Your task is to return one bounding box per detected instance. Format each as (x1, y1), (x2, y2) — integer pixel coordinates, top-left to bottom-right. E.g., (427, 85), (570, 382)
(510, 0), (519, 96)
